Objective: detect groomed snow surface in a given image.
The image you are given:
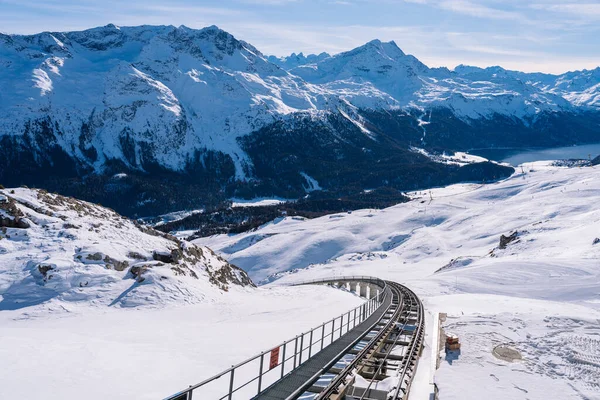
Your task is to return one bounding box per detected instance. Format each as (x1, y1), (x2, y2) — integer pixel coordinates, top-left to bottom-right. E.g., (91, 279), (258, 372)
(0, 285), (363, 400)
(2, 162), (600, 399)
(198, 161), (600, 400)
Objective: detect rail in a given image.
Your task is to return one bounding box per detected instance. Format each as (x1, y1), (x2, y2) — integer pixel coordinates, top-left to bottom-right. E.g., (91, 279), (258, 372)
(286, 281), (400, 400)
(391, 285), (425, 399)
(279, 280), (425, 400)
(164, 277), (388, 400)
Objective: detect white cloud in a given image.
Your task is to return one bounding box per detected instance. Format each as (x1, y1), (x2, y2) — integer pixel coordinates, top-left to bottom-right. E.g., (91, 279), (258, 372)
(531, 3), (600, 20)
(438, 0), (527, 22)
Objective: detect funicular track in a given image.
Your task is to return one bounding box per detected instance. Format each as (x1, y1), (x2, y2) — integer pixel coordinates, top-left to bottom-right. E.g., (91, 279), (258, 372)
(276, 280), (425, 400)
(164, 277), (424, 400)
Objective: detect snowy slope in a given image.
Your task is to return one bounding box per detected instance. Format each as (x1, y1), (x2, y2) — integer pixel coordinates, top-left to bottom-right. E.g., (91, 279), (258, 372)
(0, 187), (253, 310)
(0, 283), (363, 400)
(198, 162), (600, 283)
(0, 24), (337, 178)
(196, 162), (600, 399)
(2, 161), (600, 399)
(267, 51), (331, 70)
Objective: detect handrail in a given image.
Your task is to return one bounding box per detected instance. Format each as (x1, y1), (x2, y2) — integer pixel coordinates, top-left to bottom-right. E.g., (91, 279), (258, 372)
(290, 276), (387, 290)
(284, 284), (396, 400)
(164, 276), (387, 400)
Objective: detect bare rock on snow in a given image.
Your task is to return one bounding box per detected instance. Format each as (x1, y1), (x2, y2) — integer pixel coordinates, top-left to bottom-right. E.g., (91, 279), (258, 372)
(499, 231), (520, 249)
(0, 195), (30, 229)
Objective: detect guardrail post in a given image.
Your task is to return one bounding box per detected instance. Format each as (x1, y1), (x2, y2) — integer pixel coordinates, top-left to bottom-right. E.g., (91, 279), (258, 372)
(187, 386), (193, 400)
(347, 311), (351, 332)
(299, 334), (304, 364)
(257, 352), (264, 394)
(321, 324), (325, 350)
(309, 329), (314, 358)
(354, 308), (357, 328)
(228, 367), (235, 400)
(281, 342), (287, 378)
(331, 318), (335, 343)
(293, 336), (299, 368)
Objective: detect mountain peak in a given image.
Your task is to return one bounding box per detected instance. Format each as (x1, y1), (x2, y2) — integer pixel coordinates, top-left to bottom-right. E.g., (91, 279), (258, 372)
(347, 39), (407, 60)
(202, 24), (222, 32)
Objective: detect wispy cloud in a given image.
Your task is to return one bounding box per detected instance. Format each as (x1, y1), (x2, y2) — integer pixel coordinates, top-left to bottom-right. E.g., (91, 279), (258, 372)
(238, 0), (299, 4)
(531, 2), (600, 20)
(438, 0), (525, 21)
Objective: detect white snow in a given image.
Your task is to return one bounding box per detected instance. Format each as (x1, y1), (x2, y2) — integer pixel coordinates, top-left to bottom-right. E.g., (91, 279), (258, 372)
(300, 172), (322, 192)
(0, 187), (250, 310)
(410, 147), (490, 166)
(3, 161), (600, 399)
(0, 284), (363, 400)
(230, 197), (290, 207)
(196, 161), (600, 399)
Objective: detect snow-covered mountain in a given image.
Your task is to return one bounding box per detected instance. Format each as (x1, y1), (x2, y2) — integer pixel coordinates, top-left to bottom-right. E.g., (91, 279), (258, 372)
(452, 64), (600, 109)
(0, 187), (253, 310)
(267, 51), (331, 70)
(1, 24), (599, 215)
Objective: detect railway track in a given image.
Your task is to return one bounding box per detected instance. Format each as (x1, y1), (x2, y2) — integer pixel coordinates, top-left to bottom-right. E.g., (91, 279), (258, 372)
(278, 280), (424, 400)
(164, 277), (424, 400)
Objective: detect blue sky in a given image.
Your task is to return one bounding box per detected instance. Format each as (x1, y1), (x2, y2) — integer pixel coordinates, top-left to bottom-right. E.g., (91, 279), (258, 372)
(1, 0), (600, 73)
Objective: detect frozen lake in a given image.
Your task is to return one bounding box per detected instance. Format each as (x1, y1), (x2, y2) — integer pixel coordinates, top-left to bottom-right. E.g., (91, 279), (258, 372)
(471, 143), (600, 166)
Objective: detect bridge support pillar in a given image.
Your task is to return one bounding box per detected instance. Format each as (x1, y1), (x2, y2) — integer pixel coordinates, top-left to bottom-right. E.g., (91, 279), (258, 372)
(359, 284), (368, 298)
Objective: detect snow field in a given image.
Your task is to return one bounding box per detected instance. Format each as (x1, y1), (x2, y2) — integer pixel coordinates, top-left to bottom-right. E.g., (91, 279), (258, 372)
(0, 284), (364, 400)
(198, 162), (600, 399)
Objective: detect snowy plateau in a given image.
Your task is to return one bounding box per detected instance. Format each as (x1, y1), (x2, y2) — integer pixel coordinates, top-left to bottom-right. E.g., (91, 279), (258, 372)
(1, 24), (600, 215)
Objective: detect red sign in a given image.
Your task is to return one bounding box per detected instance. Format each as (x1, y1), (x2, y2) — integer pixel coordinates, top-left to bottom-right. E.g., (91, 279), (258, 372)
(269, 347), (280, 369)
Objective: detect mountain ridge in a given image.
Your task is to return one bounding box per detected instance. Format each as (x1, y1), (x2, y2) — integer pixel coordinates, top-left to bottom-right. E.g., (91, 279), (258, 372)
(2, 24), (599, 216)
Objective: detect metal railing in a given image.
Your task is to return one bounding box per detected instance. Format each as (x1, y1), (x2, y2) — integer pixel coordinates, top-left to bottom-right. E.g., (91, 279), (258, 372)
(164, 277), (387, 400)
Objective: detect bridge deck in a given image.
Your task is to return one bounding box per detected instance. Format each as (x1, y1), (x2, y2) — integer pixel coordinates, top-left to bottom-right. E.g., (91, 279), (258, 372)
(255, 288), (393, 400)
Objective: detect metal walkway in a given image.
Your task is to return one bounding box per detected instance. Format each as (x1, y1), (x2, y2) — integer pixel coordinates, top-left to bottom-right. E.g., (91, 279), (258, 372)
(255, 286), (393, 399)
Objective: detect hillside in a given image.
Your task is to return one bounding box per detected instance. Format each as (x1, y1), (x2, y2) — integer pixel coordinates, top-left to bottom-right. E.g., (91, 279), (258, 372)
(0, 187), (253, 311)
(1, 162), (599, 399)
(195, 161), (600, 399)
